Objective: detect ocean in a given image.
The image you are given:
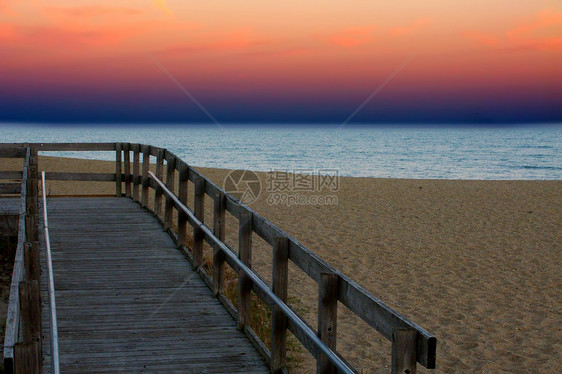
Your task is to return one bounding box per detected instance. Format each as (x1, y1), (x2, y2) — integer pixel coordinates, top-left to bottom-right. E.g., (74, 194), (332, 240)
(1, 124), (561, 180)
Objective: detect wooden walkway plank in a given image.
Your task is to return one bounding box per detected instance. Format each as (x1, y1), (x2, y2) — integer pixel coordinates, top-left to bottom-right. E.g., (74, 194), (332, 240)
(40, 197), (268, 373)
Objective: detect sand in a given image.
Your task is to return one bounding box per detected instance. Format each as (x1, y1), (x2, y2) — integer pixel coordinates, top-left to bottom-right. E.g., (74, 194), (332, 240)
(1, 155), (560, 373)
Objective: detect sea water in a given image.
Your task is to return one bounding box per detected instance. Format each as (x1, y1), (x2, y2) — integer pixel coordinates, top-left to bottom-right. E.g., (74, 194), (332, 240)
(1, 124), (560, 180)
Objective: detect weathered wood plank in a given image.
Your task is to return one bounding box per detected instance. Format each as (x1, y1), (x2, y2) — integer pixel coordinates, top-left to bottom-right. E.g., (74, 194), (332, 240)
(0, 171), (22, 179)
(212, 192), (226, 297)
(271, 236), (289, 373)
(148, 145), (164, 157)
(392, 329), (418, 374)
(44, 172), (116, 181)
(0, 183), (21, 194)
(0, 147), (27, 158)
(164, 156), (176, 229)
(123, 143), (131, 197)
(19, 280), (41, 344)
(318, 272), (338, 374)
(177, 165), (189, 247)
(193, 176), (205, 268)
(115, 142), (122, 197)
(14, 342), (41, 374)
(24, 242), (40, 282)
(238, 212), (252, 330)
(141, 145), (150, 207)
(132, 144), (140, 202)
(31, 142), (116, 151)
(153, 149), (164, 217)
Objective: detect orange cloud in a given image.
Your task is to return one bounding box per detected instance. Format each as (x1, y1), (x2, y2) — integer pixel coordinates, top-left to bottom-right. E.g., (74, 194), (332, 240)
(330, 26), (377, 47)
(44, 5), (143, 18)
(389, 17), (431, 36)
(2, 24), (145, 49)
(462, 9), (562, 52)
(506, 9), (562, 51)
(462, 30), (500, 47)
(507, 9), (562, 38)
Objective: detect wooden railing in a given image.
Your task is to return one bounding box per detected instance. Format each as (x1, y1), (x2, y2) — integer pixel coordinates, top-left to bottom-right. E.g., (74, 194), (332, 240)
(1, 146), (41, 374)
(0, 143), (437, 373)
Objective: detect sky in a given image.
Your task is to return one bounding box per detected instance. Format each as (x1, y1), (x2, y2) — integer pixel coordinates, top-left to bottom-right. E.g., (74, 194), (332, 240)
(0, 1), (561, 124)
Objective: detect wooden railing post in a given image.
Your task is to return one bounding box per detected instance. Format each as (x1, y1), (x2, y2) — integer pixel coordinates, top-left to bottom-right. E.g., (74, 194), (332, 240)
(177, 164), (189, 247)
(132, 144), (140, 202)
(123, 143), (132, 198)
(153, 149), (164, 217)
(164, 155), (175, 230)
(192, 177), (205, 268)
(19, 281), (41, 345)
(238, 211), (252, 330)
(212, 192), (226, 296)
(271, 236), (289, 373)
(24, 242), (40, 282)
(318, 272), (339, 374)
(13, 341), (41, 374)
(16, 280), (41, 374)
(141, 145), (150, 207)
(115, 142), (122, 197)
(392, 329), (417, 374)
(25, 147), (38, 243)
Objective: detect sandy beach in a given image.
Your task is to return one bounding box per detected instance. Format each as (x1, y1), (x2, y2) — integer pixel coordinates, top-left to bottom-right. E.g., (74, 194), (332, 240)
(1, 155), (561, 373)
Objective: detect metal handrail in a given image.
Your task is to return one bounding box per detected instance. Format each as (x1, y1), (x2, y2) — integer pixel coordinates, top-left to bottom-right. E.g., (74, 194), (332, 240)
(41, 171), (60, 374)
(148, 171), (354, 374)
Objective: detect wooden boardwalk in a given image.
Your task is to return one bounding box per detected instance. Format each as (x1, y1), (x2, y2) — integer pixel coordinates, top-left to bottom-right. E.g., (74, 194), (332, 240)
(41, 197), (268, 373)
(3, 143), (437, 374)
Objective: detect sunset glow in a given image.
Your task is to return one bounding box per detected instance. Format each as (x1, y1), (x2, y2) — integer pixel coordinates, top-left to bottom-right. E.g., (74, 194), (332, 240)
(1, 1), (560, 123)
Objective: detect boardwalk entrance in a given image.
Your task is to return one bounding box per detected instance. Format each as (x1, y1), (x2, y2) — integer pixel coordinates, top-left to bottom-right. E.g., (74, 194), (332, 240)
(42, 197), (268, 373)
